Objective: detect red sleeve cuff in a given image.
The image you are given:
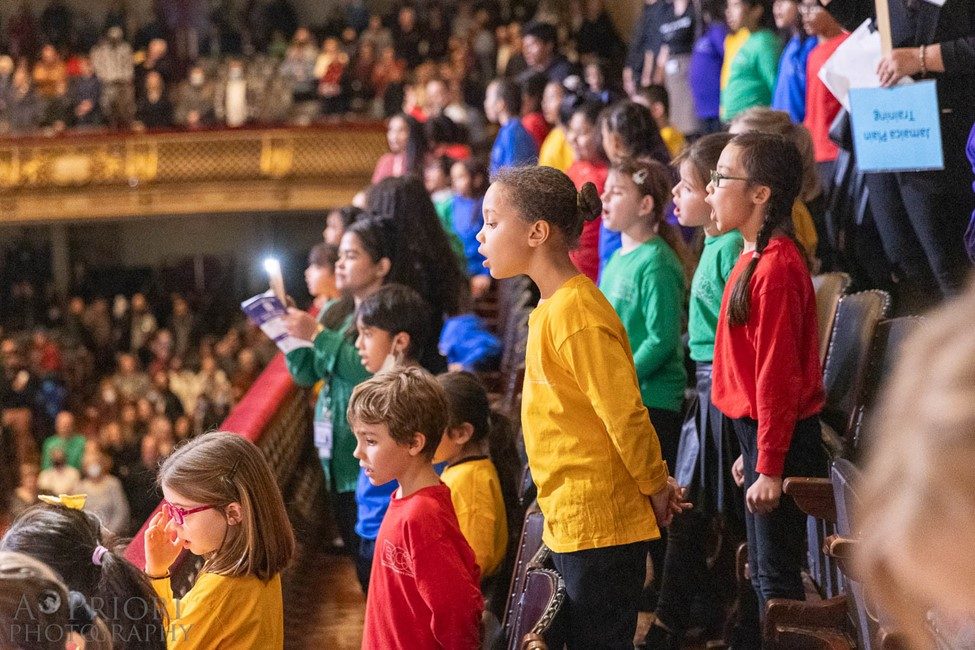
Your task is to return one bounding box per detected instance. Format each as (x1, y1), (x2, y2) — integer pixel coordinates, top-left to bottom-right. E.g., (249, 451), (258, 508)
(756, 449), (786, 477)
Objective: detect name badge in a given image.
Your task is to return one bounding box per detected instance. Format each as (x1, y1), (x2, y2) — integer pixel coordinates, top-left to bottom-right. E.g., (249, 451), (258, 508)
(314, 413), (333, 459)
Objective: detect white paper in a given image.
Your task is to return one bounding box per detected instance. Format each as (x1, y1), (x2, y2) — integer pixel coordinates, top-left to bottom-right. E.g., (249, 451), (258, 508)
(240, 290), (313, 354)
(818, 18), (912, 111)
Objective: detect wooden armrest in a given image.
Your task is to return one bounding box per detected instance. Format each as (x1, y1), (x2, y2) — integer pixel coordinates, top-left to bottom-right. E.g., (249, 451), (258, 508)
(772, 626), (854, 650)
(765, 595), (849, 637)
(783, 477), (837, 523)
(824, 534), (858, 577)
(521, 632), (548, 650)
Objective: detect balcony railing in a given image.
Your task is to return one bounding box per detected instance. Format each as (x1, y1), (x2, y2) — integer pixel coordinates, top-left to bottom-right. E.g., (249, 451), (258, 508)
(0, 124), (388, 223)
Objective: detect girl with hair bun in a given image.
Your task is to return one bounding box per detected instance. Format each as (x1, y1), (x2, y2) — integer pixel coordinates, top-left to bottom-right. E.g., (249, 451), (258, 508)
(477, 165), (689, 648)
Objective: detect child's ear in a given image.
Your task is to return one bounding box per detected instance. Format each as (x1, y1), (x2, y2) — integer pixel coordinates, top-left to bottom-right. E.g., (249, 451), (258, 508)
(391, 331), (411, 358)
(639, 194), (655, 218)
(750, 184), (772, 207)
(650, 102), (665, 121)
(527, 219), (550, 248)
(225, 502), (243, 526)
(453, 422), (475, 446)
(408, 431), (428, 457)
(376, 256), (392, 279)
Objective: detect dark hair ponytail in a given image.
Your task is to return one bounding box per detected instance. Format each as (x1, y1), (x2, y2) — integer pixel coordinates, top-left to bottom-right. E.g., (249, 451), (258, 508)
(726, 132), (803, 327)
(493, 166), (602, 250)
(437, 372), (521, 536)
(1, 505), (167, 649)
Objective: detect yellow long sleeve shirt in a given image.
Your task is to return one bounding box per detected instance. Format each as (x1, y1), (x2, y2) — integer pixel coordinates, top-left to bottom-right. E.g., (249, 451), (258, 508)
(522, 274), (670, 553)
(538, 125), (575, 173)
(442, 457), (508, 578)
(151, 571), (284, 649)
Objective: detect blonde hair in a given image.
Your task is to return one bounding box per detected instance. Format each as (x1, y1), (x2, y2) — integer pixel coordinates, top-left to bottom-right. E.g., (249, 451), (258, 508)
(855, 279), (975, 648)
(157, 432), (295, 581)
(0, 551), (112, 650)
(730, 107), (821, 202)
(347, 366), (449, 458)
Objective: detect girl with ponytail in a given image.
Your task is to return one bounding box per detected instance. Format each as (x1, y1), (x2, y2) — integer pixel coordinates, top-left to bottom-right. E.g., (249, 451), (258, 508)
(1, 502), (166, 649)
(477, 165), (688, 648)
(707, 132), (827, 635)
(434, 371), (519, 582)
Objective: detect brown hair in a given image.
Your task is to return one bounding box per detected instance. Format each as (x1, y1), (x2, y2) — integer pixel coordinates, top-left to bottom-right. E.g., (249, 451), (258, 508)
(855, 281), (975, 648)
(725, 133), (803, 327)
(308, 242), (339, 269)
(673, 132), (736, 189)
(157, 432), (295, 581)
(0, 551), (112, 650)
(347, 366), (449, 459)
(730, 107), (821, 202)
(491, 165), (601, 249)
(613, 157), (694, 284)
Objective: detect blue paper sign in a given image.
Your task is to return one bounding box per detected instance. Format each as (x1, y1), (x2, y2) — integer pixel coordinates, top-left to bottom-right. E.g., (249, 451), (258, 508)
(849, 80), (944, 173)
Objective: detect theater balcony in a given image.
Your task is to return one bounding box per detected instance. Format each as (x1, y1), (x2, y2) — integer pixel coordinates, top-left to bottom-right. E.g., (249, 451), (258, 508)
(0, 123), (387, 224)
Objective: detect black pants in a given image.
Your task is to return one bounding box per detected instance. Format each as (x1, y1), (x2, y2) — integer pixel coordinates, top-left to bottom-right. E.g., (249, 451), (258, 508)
(550, 540), (650, 649)
(332, 490), (359, 558)
(734, 416), (827, 615)
(865, 110), (975, 297)
(657, 366), (744, 632)
(357, 537), (375, 595)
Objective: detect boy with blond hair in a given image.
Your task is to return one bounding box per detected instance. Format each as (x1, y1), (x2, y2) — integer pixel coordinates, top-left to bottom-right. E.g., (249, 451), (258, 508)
(348, 367), (482, 648)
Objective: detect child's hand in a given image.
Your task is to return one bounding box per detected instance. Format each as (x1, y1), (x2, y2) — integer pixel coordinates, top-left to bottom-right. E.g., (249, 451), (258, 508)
(746, 474), (782, 514)
(144, 509), (181, 576)
(732, 455), (745, 487)
(650, 477), (692, 528)
(284, 308), (318, 341)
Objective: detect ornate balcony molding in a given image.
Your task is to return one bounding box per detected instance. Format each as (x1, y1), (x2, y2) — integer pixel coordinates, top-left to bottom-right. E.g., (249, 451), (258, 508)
(0, 124), (387, 223)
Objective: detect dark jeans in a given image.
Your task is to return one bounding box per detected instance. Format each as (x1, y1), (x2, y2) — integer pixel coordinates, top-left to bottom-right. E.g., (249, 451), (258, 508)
(733, 416), (827, 615)
(550, 541), (650, 649)
(332, 490), (358, 558)
(357, 537), (375, 595)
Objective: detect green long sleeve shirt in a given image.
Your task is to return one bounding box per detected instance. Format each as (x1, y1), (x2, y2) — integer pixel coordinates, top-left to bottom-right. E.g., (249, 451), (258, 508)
(599, 237), (687, 413)
(688, 230), (744, 363)
(285, 307), (370, 494)
(721, 29), (781, 121)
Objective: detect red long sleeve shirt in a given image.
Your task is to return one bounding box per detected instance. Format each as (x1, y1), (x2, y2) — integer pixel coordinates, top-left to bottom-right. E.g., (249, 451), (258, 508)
(362, 483), (483, 649)
(712, 237), (825, 476)
(567, 160), (608, 283)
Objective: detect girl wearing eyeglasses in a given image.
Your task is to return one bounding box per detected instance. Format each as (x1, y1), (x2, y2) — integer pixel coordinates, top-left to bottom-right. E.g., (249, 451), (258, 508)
(144, 431), (295, 649)
(707, 132), (826, 640)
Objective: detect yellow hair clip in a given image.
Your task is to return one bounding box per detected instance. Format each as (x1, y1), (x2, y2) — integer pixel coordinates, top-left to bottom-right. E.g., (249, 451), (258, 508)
(38, 494), (87, 510)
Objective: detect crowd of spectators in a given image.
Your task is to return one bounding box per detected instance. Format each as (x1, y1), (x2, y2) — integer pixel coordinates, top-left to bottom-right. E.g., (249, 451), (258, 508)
(0, 288), (276, 536)
(0, 0), (615, 135)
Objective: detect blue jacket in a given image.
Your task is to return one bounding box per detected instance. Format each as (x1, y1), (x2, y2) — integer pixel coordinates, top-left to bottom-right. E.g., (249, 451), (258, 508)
(451, 195), (488, 277)
(772, 33), (818, 123)
(439, 314), (502, 371)
(489, 118), (538, 175)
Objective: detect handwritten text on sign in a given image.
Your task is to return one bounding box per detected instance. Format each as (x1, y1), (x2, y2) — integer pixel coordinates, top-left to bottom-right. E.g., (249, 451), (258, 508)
(849, 80), (944, 173)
